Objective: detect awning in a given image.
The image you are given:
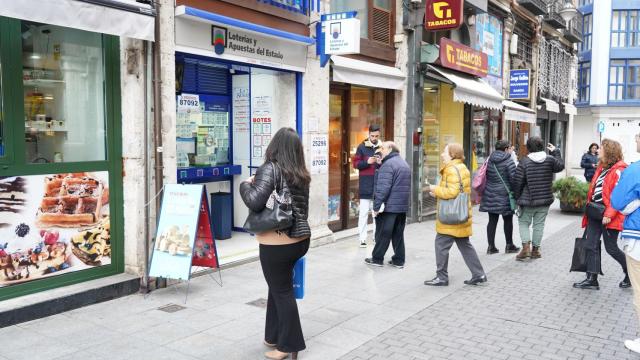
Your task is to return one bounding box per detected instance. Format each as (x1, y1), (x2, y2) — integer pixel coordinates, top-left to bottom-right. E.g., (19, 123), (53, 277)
(540, 97), (560, 113)
(176, 6), (314, 45)
(428, 65), (504, 110)
(563, 103), (577, 115)
(331, 56), (406, 90)
(0, 0), (155, 41)
(503, 100), (536, 124)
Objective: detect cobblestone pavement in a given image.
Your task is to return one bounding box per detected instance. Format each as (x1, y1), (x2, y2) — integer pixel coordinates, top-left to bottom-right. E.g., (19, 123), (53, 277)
(340, 222), (639, 360)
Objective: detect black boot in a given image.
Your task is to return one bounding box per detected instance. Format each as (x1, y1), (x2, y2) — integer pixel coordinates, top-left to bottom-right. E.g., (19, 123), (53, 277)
(486, 246), (499, 255)
(620, 274), (632, 288)
(505, 244), (520, 254)
(573, 273), (600, 290)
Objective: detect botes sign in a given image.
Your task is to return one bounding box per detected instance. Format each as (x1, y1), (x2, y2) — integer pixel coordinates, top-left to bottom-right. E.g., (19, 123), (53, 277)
(425, 0), (464, 31)
(439, 38), (488, 77)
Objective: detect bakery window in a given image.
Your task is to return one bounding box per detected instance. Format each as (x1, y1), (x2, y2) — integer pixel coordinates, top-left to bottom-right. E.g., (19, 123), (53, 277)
(22, 21), (107, 164)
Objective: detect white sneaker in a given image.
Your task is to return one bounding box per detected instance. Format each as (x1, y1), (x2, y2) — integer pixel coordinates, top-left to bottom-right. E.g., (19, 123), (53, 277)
(359, 241), (367, 248)
(624, 338), (640, 354)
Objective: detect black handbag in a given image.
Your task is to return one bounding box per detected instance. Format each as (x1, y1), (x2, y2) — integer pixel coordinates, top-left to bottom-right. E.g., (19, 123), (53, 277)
(243, 163), (293, 234)
(570, 229), (604, 274)
(586, 202), (606, 221)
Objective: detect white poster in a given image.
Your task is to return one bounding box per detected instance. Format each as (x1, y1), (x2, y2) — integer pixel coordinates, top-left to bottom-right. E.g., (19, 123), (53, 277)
(309, 135), (329, 175)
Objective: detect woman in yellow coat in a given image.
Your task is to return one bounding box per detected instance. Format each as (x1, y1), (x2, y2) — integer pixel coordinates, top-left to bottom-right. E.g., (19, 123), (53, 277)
(424, 143), (487, 287)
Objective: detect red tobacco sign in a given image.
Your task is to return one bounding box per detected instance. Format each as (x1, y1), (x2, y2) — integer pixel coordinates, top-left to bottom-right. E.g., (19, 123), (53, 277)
(439, 38), (489, 77)
(425, 0), (464, 31)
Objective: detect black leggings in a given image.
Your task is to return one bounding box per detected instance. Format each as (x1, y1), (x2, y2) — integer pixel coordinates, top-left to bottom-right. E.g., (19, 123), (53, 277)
(260, 239), (310, 353)
(585, 217), (627, 275)
(487, 213), (514, 247)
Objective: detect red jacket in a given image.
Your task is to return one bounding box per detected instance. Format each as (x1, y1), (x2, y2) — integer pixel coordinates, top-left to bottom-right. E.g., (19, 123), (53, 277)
(582, 160), (627, 231)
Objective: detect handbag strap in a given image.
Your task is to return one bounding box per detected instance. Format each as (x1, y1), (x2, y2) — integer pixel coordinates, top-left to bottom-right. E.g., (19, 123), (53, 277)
(270, 162), (284, 193)
(492, 162), (512, 195)
(448, 163), (464, 194)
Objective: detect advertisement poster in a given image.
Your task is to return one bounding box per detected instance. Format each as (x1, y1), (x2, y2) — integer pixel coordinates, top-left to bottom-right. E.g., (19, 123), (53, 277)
(0, 172), (111, 287)
(309, 135), (329, 175)
(149, 184), (203, 281)
(328, 195), (340, 221)
(191, 196), (218, 269)
(474, 14), (503, 78)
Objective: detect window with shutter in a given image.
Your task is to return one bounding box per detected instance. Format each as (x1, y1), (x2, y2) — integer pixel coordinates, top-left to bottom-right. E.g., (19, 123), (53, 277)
(371, 6), (391, 44)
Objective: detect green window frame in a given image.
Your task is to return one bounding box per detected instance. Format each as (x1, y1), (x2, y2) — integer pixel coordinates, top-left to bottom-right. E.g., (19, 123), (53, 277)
(0, 17), (123, 301)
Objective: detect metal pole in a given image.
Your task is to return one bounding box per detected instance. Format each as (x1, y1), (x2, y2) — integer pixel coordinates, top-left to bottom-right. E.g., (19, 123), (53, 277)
(404, 0), (425, 223)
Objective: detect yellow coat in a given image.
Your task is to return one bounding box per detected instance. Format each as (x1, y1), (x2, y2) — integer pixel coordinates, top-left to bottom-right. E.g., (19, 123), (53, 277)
(433, 159), (473, 238)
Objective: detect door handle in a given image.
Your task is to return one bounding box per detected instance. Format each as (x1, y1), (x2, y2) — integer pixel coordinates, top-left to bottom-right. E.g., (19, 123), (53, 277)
(342, 151), (348, 165)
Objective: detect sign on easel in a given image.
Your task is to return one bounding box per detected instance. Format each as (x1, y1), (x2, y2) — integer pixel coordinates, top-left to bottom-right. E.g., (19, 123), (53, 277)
(149, 184), (219, 281)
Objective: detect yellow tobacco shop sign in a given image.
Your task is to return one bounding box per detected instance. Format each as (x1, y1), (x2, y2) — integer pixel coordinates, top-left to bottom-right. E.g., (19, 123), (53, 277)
(425, 0), (463, 31)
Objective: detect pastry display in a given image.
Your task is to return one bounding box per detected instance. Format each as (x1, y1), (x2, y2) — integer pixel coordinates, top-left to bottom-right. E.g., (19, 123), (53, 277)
(156, 225), (193, 257)
(37, 173), (109, 228)
(0, 177), (27, 229)
(0, 241), (71, 282)
(71, 217), (111, 266)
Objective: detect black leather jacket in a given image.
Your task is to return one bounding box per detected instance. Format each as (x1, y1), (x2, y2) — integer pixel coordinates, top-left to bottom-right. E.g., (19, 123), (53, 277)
(240, 162), (311, 238)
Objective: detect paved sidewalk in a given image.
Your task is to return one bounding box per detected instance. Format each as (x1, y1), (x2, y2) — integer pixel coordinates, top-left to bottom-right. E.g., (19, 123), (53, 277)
(0, 204), (635, 360)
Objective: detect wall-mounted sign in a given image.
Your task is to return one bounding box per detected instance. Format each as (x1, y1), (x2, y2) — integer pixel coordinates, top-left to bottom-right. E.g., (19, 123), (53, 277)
(598, 120), (605, 133)
(509, 69), (530, 99)
(323, 15), (360, 55)
(420, 44), (440, 64)
(175, 18), (307, 72)
(473, 13), (503, 77)
(439, 38), (488, 77)
(309, 135), (328, 175)
(425, 0), (464, 31)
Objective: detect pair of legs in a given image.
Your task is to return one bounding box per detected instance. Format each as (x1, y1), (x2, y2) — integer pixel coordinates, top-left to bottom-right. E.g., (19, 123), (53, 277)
(358, 198), (375, 244)
(260, 239), (310, 354)
(434, 233), (485, 282)
(625, 252), (640, 353)
(487, 213), (515, 249)
(370, 212), (406, 266)
(518, 206), (550, 248)
(584, 217), (627, 274)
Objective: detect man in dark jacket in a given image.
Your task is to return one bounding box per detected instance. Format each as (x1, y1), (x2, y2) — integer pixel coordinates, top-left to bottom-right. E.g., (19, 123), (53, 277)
(353, 124), (381, 247)
(365, 142), (411, 268)
(513, 136), (565, 260)
(479, 140), (520, 254)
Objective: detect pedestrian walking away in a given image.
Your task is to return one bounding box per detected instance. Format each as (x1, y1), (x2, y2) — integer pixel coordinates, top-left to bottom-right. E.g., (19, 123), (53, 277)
(611, 131), (640, 355)
(364, 141), (410, 269)
(574, 139), (629, 290)
(581, 143), (599, 183)
(352, 124), (381, 247)
(479, 140), (520, 255)
(424, 143), (487, 286)
(513, 136), (565, 261)
(240, 127), (311, 360)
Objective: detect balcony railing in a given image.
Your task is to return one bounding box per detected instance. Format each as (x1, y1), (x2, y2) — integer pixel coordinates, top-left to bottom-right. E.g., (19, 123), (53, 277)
(518, 0), (548, 16)
(259, 0), (308, 14)
(564, 11), (583, 43)
(544, 0), (567, 29)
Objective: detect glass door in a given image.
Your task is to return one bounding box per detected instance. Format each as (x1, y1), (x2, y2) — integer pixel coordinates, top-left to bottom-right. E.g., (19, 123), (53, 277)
(328, 89), (347, 231)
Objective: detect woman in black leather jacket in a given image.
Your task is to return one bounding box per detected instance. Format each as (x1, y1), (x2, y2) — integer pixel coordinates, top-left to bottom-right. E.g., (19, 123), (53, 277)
(240, 127), (311, 360)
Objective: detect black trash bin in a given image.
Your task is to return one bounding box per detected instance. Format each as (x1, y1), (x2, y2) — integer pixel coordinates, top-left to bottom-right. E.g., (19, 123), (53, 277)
(210, 192), (232, 240)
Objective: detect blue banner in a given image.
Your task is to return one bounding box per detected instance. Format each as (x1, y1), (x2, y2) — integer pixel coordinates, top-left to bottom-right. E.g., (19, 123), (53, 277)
(509, 69), (530, 99)
(474, 14), (503, 78)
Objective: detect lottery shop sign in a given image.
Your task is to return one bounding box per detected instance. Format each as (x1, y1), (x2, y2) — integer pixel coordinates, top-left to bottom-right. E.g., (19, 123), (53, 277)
(439, 38), (488, 77)
(425, 0), (464, 31)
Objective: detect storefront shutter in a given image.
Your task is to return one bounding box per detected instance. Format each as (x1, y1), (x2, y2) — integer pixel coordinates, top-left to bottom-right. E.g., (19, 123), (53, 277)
(181, 58), (229, 95)
(371, 7), (391, 44)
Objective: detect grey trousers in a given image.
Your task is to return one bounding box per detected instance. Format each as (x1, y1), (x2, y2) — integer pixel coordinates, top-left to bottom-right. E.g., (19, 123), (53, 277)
(435, 233), (485, 281)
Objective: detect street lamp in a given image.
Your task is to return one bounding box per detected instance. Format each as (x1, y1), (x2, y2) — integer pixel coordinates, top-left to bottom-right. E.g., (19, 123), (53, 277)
(558, 0), (578, 23)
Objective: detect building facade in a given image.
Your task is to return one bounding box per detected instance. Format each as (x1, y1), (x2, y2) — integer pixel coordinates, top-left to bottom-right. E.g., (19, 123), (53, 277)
(572, 0), (640, 177)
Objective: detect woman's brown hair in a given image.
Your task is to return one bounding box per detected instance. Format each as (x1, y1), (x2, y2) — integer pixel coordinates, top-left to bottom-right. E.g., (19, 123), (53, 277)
(447, 143), (465, 161)
(599, 139), (623, 168)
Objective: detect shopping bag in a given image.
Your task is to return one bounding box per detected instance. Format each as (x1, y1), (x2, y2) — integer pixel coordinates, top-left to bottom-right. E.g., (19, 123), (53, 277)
(472, 161), (488, 194)
(293, 257), (305, 299)
(570, 231), (603, 274)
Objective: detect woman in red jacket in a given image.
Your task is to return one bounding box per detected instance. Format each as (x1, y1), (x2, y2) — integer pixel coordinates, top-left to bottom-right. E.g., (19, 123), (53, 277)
(574, 139), (630, 290)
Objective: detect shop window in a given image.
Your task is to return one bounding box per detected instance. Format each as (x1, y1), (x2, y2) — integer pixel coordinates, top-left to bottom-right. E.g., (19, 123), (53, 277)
(580, 14), (592, 52)
(609, 59), (640, 102)
(612, 10), (640, 48)
(261, 0), (307, 14)
(330, 0), (394, 45)
(578, 0), (592, 6)
(578, 62), (590, 104)
(0, 59), (4, 159)
(22, 21), (107, 163)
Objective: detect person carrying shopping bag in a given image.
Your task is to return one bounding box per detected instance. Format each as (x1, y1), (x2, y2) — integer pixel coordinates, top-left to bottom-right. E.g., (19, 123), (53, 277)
(240, 127), (311, 360)
(479, 140), (520, 255)
(573, 139), (629, 290)
(424, 143), (487, 286)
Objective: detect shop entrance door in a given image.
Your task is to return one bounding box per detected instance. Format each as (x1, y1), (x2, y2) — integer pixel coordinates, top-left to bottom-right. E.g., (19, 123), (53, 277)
(328, 88), (350, 232)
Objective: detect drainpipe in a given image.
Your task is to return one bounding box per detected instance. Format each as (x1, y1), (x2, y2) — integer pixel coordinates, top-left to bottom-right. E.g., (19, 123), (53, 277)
(152, 0), (165, 288)
(141, 40), (151, 293)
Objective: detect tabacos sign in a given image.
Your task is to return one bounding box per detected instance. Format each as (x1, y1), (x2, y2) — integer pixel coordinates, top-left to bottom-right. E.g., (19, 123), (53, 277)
(425, 0), (464, 31)
(439, 38), (488, 77)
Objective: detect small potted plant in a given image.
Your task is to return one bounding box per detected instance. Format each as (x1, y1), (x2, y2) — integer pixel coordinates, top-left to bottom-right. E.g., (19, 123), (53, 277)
(552, 177), (589, 213)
